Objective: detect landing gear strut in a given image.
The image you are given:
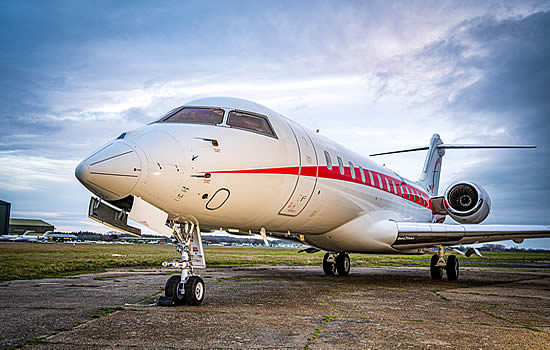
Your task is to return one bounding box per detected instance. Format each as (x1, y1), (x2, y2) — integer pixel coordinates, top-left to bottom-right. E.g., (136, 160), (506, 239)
(323, 252), (350, 276)
(430, 246), (459, 281)
(158, 220), (206, 306)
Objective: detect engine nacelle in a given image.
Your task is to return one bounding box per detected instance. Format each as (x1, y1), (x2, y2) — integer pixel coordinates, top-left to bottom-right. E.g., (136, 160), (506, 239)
(444, 182), (491, 224)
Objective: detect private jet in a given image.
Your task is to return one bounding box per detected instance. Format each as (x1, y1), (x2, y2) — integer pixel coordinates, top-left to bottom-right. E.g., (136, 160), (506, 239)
(8, 231), (49, 242)
(75, 97), (550, 306)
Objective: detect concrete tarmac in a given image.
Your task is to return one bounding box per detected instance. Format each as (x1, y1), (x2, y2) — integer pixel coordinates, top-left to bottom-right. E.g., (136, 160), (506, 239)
(1, 265), (549, 349)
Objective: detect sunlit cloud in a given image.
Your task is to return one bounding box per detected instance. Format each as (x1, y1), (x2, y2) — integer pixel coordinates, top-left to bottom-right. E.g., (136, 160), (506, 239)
(0, 153), (79, 191)
(1, 1), (548, 249)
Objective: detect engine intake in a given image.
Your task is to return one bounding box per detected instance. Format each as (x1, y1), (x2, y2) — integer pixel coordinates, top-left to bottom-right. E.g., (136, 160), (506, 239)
(444, 182), (491, 224)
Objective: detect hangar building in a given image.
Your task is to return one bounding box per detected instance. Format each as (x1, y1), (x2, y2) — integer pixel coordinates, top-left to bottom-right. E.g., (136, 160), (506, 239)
(9, 218), (55, 235)
(0, 200), (10, 235)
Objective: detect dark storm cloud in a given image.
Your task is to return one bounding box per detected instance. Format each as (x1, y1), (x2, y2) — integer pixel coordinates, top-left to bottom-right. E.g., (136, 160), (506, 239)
(449, 12), (550, 119)
(417, 11), (550, 231)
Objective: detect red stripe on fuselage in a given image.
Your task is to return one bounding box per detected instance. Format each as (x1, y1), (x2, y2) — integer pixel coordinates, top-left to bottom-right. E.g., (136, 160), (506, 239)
(207, 166), (431, 209)
(209, 167), (300, 175)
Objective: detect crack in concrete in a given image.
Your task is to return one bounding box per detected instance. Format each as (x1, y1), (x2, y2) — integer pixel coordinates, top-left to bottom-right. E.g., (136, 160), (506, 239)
(17, 288), (164, 349)
(304, 292), (341, 349)
(431, 276), (548, 332)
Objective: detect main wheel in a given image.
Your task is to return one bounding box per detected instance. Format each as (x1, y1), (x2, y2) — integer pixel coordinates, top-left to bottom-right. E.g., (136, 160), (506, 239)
(322, 252), (336, 275)
(165, 275), (186, 305)
(335, 253), (350, 276)
(446, 255), (459, 281)
(430, 254), (443, 280)
(185, 276), (205, 306)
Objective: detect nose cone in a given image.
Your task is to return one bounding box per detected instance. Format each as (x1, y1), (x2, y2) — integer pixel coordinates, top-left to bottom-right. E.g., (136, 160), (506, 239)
(75, 142), (142, 200)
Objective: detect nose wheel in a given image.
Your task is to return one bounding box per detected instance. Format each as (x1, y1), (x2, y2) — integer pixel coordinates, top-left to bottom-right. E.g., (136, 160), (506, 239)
(159, 220), (206, 307)
(163, 275), (205, 306)
(323, 252), (350, 276)
(430, 246), (459, 281)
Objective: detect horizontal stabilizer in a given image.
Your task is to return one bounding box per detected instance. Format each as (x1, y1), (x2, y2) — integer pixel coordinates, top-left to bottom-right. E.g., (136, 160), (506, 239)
(370, 144), (535, 156)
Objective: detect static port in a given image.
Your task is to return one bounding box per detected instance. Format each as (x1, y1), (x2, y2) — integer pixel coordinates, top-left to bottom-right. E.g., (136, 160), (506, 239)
(202, 194), (208, 199)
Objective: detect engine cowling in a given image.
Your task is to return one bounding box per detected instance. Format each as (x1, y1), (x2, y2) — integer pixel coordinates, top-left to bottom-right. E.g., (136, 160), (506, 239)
(444, 182), (491, 224)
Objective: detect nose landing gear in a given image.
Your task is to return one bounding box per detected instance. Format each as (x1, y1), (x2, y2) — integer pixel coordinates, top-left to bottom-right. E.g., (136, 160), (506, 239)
(430, 246), (459, 281)
(158, 220), (206, 306)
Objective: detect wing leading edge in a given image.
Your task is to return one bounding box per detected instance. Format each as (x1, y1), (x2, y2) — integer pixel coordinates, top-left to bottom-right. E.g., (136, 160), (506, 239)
(392, 222), (550, 250)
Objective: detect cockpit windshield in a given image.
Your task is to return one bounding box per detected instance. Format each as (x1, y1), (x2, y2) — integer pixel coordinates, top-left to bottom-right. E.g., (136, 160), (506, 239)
(160, 108), (224, 125)
(227, 111), (276, 138)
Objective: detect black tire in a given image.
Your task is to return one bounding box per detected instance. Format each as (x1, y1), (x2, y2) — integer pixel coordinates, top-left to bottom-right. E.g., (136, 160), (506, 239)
(322, 252), (336, 275)
(335, 253), (350, 276)
(430, 254), (443, 280)
(165, 275), (186, 305)
(185, 276), (205, 306)
(446, 255), (459, 281)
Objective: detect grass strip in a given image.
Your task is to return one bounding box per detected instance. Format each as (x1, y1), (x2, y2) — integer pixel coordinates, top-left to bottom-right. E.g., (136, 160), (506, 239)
(1, 243), (549, 281)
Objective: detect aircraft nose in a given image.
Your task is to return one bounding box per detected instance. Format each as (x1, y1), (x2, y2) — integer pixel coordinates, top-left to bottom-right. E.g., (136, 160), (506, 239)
(75, 142), (142, 200)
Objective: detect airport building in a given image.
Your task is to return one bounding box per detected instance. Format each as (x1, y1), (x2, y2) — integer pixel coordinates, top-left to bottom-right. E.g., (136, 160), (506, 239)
(0, 200), (10, 235)
(9, 218), (55, 235)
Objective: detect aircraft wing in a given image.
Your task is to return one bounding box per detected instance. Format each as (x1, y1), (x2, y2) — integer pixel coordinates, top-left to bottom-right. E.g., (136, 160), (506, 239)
(392, 222), (550, 250)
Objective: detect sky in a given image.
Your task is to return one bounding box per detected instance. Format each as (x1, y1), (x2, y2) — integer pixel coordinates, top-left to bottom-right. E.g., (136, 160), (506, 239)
(1, 0), (549, 248)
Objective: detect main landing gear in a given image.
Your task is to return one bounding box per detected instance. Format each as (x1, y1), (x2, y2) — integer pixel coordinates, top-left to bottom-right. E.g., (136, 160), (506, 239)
(323, 252), (350, 276)
(430, 246), (459, 281)
(158, 220), (206, 306)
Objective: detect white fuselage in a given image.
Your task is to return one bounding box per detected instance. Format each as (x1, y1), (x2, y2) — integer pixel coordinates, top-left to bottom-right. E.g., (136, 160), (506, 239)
(77, 98), (433, 253)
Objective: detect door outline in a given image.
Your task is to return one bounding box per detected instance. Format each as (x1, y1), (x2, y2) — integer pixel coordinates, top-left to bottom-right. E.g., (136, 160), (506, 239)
(278, 122), (319, 216)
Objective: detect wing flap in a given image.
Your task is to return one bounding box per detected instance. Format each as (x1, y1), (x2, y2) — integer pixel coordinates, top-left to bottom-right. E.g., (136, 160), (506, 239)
(393, 222), (550, 250)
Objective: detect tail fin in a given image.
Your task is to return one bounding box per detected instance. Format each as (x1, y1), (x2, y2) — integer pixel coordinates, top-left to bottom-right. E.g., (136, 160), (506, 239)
(418, 134), (445, 196)
(369, 134), (535, 197)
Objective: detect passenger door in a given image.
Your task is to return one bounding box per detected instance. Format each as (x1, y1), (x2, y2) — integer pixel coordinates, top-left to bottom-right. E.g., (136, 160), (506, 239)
(279, 122), (318, 216)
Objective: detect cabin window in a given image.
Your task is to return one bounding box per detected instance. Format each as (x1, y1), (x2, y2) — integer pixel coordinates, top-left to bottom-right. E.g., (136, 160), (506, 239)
(162, 107), (224, 125)
(392, 180), (397, 194)
(376, 174), (383, 190)
(405, 186), (411, 199)
(359, 166), (366, 183)
(349, 161), (356, 179)
(385, 178), (391, 193)
(227, 110), (276, 138)
(337, 156), (345, 175)
(324, 151), (332, 170)
(400, 184), (405, 197)
(368, 170), (375, 186)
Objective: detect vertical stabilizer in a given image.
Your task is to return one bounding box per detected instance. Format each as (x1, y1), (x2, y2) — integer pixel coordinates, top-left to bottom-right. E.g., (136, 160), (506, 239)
(370, 134), (534, 196)
(418, 134), (445, 196)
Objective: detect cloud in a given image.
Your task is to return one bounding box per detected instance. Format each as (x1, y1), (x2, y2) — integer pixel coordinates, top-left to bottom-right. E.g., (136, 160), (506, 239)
(1, 1), (549, 248)
(12, 211), (63, 218)
(406, 11), (550, 235)
(0, 153), (79, 191)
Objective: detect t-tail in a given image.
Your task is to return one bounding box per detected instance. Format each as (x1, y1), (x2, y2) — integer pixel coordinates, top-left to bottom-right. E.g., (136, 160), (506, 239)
(419, 134), (444, 196)
(370, 134), (536, 197)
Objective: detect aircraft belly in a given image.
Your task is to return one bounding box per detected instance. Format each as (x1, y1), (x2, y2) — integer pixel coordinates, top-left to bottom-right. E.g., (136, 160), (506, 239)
(305, 216), (401, 253)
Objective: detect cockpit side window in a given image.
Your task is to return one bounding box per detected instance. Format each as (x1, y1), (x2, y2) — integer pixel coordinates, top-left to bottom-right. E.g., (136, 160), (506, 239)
(161, 108), (224, 125)
(227, 111), (276, 138)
